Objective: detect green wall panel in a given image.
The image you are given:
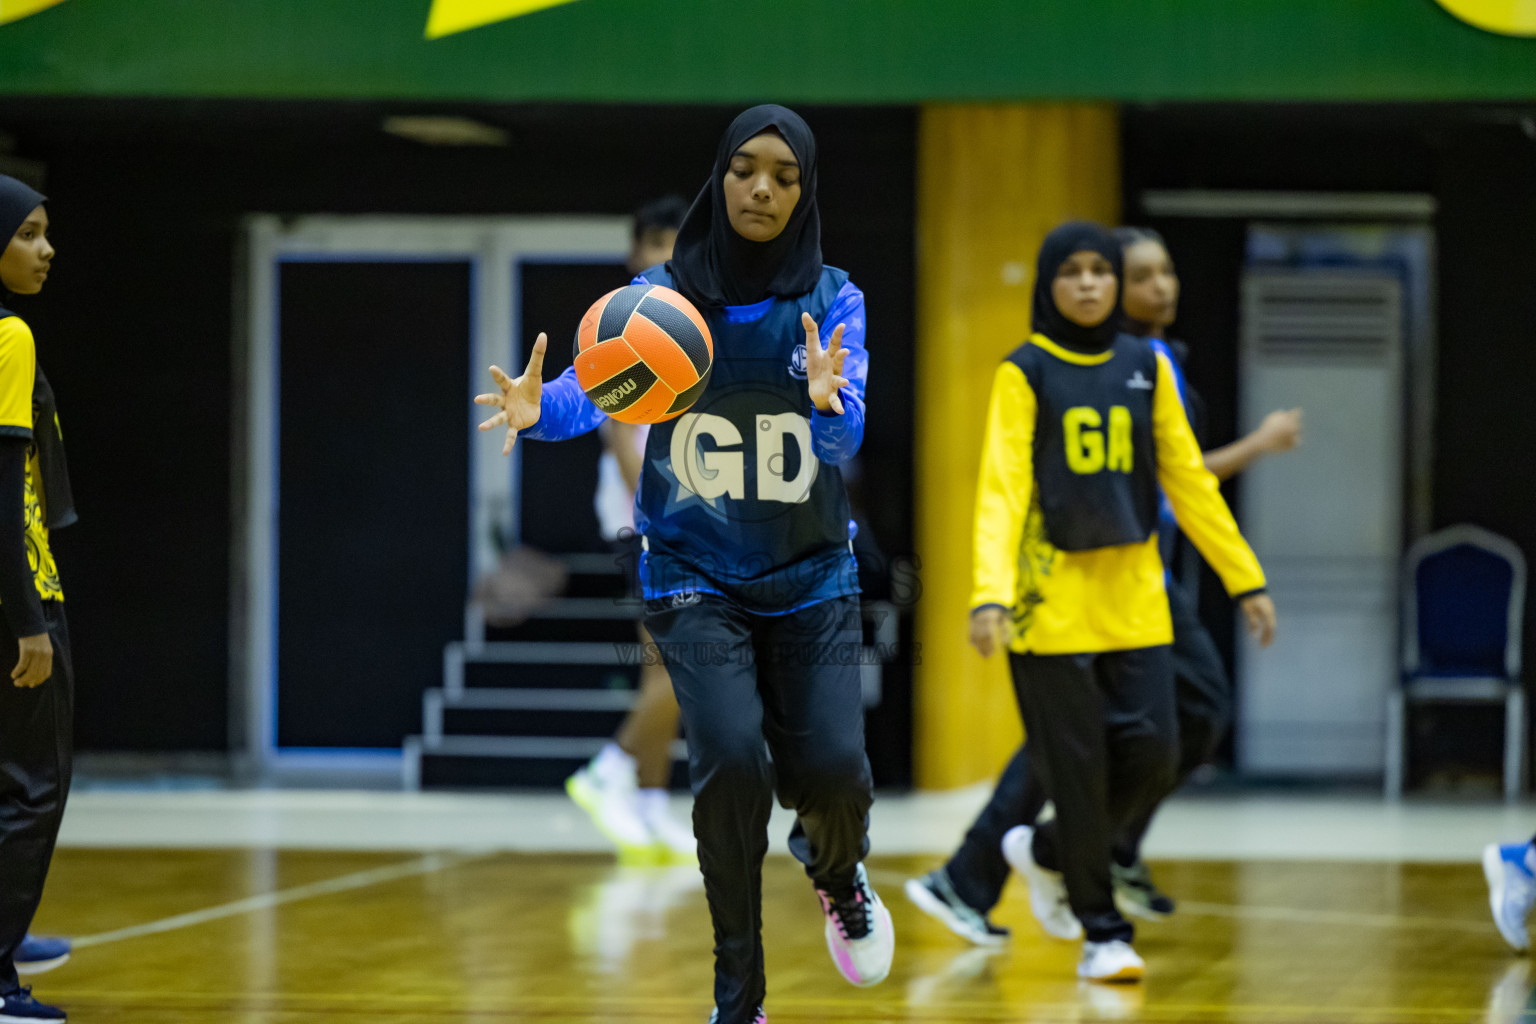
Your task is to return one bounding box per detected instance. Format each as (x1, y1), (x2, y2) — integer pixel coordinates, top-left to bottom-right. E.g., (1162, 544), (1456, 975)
(0, 0), (1532, 102)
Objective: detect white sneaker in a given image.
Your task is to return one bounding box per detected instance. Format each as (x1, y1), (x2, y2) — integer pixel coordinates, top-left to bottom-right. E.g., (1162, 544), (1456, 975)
(636, 788), (697, 861)
(1002, 825), (1082, 940)
(815, 863), (895, 987)
(1484, 841), (1536, 952)
(566, 749), (654, 860)
(1078, 939), (1145, 983)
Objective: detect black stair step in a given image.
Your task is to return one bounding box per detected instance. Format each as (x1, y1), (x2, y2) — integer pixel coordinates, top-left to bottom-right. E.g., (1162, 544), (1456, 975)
(442, 705), (629, 738)
(463, 661), (641, 691)
(417, 752), (689, 789)
(404, 734), (689, 790)
(486, 616), (638, 644)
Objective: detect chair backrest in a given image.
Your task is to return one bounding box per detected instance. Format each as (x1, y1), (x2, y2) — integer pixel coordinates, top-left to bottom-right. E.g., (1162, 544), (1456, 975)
(1403, 524), (1525, 680)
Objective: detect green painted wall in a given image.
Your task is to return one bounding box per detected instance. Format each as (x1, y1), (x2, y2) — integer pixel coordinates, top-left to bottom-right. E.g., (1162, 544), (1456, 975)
(0, 0), (1532, 102)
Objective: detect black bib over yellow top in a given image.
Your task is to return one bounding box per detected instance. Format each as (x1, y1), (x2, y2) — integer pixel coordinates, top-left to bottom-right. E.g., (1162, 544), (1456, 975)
(971, 333), (1264, 655)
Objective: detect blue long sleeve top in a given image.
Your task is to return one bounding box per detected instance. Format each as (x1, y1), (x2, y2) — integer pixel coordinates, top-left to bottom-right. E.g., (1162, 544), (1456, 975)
(522, 264), (868, 614)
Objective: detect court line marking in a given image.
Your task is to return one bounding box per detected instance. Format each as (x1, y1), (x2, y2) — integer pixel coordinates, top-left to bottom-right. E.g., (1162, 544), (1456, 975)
(71, 850), (484, 949)
(39, 990), (1500, 1023)
(866, 868), (1493, 934)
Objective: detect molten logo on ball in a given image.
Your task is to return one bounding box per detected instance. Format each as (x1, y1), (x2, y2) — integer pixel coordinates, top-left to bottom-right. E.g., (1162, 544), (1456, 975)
(593, 379), (639, 409)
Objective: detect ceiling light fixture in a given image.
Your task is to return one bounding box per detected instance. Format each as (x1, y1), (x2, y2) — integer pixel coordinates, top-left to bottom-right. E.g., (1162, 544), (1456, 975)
(381, 116), (510, 147)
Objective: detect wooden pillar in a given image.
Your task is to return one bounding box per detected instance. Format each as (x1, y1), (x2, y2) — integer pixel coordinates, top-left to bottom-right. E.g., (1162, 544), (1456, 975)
(913, 103), (1121, 789)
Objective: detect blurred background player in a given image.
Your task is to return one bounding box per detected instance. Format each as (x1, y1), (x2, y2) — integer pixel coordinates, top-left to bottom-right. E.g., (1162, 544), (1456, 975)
(907, 225), (1302, 943)
(960, 221), (1274, 982)
(1109, 226), (1300, 908)
(0, 174), (78, 1023)
(566, 194), (698, 862)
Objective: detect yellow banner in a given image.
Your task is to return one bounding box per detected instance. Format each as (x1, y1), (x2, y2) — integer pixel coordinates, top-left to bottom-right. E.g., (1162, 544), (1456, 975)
(425, 0), (585, 39)
(0, 0), (69, 27)
(1434, 0), (1536, 35)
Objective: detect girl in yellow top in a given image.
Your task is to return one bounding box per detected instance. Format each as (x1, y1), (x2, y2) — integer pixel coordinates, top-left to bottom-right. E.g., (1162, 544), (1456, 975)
(0, 173), (73, 1023)
(968, 221), (1275, 982)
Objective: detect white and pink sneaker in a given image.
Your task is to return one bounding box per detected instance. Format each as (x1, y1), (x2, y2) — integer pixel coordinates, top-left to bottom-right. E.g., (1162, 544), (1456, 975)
(815, 863), (895, 987)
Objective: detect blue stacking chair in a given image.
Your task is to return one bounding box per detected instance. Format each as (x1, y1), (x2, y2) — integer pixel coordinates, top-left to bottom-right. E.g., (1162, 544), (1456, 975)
(1386, 525), (1527, 798)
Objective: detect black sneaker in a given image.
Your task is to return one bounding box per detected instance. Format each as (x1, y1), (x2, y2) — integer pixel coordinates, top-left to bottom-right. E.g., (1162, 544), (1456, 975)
(707, 1006), (765, 1024)
(0, 986), (65, 1022)
(904, 868), (1010, 947)
(1112, 858), (1175, 920)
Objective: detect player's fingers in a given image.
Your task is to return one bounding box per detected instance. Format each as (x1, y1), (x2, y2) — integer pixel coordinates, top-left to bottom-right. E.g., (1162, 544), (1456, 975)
(525, 333), (548, 377)
(828, 324), (844, 354)
(1247, 603), (1276, 648)
(9, 653), (24, 681)
(502, 426), (517, 458)
(474, 393), (504, 406)
(832, 348), (847, 374)
(488, 365), (514, 394)
(479, 411), (509, 431)
(800, 311), (821, 347)
(828, 390), (844, 415)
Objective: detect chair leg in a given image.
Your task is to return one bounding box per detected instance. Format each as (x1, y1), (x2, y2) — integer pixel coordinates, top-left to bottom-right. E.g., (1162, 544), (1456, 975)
(1385, 691), (1406, 799)
(1506, 686), (1526, 801)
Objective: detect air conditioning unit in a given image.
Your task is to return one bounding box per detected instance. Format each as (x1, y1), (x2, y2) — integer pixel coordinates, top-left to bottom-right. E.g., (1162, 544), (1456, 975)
(1236, 271), (1404, 776)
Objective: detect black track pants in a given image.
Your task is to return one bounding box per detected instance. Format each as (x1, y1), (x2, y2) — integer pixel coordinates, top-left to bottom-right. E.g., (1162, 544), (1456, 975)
(0, 601), (72, 992)
(1011, 646), (1176, 944)
(945, 585), (1227, 915)
(1115, 582), (1229, 865)
(644, 594), (873, 1024)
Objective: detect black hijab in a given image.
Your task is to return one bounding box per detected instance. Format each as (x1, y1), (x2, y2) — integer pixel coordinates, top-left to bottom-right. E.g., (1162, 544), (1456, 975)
(0, 175), (74, 529)
(669, 105), (823, 308)
(1031, 220), (1123, 354)
(0, 174), (46, 320)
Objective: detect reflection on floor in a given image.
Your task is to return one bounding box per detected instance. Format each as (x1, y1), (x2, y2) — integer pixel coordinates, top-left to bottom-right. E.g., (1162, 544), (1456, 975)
(55, 787), (1536, 861)
(27, 848), (1535, 1023)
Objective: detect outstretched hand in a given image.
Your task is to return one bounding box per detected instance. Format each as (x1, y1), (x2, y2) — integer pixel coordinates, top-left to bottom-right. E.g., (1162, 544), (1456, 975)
(475, 333), (547, 456)
(801, 312), (849, 415)
(1259, 408), (1303, 455)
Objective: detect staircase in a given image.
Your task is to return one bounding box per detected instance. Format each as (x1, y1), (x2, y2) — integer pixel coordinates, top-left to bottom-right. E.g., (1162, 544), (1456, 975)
(402, 554), (897, 789)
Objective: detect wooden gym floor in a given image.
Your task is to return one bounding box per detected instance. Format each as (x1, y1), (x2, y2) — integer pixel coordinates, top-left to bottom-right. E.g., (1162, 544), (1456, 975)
(26, 848), (1527, 1023)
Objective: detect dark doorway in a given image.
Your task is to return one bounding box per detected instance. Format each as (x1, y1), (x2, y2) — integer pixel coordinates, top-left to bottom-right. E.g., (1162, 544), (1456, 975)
(275, 259), (472, 748)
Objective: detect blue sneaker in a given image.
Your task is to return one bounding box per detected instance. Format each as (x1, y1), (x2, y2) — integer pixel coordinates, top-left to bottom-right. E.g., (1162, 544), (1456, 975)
(1483, 841), (1536, 952)
(0, 986), (65, 1021)
(14, 936), (69, 975)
